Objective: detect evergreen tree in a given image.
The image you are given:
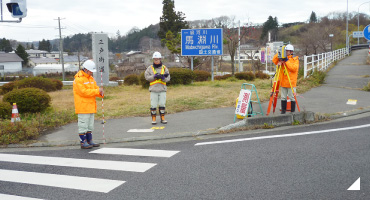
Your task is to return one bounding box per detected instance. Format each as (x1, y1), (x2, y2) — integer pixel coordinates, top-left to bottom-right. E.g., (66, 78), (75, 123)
(15, 44), (29, 66)
(0, 38), (13, 53)
(31, 43), (35, 49)
(38, 39), (52, 52)
(158, 0), (188, 40)
(309, 11), (317, 23)
(260, 16), (279, 41)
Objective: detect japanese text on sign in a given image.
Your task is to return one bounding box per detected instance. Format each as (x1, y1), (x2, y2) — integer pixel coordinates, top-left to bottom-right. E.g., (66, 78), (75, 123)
(181, 28), (223, 56)
(235, 89), (252, 116)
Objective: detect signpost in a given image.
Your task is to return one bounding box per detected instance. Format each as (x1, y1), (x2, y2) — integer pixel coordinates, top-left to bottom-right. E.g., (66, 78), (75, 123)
(181, 28), (223, 81)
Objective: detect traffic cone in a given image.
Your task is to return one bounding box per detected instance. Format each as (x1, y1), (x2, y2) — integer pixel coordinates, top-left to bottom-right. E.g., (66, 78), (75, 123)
(11, 103), (20, 124)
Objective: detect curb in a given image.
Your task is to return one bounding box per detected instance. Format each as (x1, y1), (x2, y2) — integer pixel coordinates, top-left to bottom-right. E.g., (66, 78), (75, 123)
(5, 109), (370, 149)
(219, 111), (315, 131)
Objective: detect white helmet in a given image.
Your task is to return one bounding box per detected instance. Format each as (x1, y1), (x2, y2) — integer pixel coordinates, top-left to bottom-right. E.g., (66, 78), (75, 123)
(152, 51), (162, 59)
(82, 60), (96, 72)
(285, 44), (294, 51)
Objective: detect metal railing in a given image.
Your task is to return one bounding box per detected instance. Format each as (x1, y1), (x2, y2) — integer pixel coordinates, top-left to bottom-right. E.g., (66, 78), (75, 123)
(303, 48), (349, 78)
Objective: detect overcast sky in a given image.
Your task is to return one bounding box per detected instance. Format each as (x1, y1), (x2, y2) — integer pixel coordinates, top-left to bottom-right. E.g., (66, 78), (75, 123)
(0, 0), (368, 42)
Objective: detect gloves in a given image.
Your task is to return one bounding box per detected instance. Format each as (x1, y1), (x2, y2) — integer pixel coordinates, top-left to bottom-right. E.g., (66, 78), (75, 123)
(163, 73), (169, 78)
(154, 73), (161, 79)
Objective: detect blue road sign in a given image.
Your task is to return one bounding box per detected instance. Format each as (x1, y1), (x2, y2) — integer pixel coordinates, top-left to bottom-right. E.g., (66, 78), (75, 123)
(363, 25), (370, 40)
(181, 28), (223, 56)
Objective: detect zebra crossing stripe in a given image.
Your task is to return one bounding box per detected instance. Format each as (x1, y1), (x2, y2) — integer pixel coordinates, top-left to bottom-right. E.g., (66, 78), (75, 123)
(0, 153), (156, 173)
(90, 148), (180, 158)
(0, 193), (44, 200)
(0, 169), (124, 193)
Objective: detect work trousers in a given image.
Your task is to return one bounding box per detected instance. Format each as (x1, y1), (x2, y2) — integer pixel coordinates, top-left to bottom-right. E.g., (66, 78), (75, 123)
(280, 87), (296, 101)
(150, 92), (166, 108)
(78, 113), (95, 134)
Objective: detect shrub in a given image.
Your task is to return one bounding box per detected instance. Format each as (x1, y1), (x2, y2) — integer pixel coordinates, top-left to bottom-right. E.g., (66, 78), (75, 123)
(1, 81), (18, 94)
(16, 77), (57, 92)
(51, 79), (63, 90)
(3, 88), (51, 113)
(311, 70), (326, 84)
(194, 70), (211, 82)
(0, 102), (12, 119)
(109, 76), (121, 81)
(168, 68), (195, 85)
(235, 72), (255, 81)
(214, 74), (232, 80)
(364, 81), (370, 92)
(140, 72), (150, 88)
(255, 71), (270, 79)
(124, 74), (140, 86)
(0, 120), (39, 145)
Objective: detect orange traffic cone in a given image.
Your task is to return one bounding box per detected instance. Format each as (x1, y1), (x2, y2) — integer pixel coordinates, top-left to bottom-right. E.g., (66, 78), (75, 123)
(11, 103), (20, 124)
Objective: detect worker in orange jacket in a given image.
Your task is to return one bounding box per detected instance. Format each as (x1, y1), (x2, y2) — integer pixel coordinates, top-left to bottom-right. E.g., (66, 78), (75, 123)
(272, 44), (299, 114)
(73, 60), (104, 149)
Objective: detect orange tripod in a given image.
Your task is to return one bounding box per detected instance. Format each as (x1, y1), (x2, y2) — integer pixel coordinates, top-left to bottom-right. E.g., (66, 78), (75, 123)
(266, 63), (300, 116)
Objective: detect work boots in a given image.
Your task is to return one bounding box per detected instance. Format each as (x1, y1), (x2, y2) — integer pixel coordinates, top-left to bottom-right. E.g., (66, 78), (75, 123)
(291, 101), (296, 112)
(151, 108), (157, 125)
(86, 131), (100, 147)
(79, 133), (93, 149)
(159, 107), (167, 124)
(281, 100), (287, 114)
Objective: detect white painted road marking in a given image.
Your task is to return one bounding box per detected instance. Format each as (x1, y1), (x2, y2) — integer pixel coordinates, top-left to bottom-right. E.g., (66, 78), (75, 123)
(195, 124), (370, 146)
(0, 193), (44, 200)
(90, 148), (180, 158)
(0, 169), (125, 193)
(348, 177), (361, 191)
(0, 153), (156, 172)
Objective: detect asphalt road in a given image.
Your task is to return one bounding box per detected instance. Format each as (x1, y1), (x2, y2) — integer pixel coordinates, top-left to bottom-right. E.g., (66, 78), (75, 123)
(0, 113), (370, 200)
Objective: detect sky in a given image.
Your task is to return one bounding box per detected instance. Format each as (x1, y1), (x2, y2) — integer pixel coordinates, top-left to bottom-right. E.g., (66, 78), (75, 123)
(0, 0), (369, 42)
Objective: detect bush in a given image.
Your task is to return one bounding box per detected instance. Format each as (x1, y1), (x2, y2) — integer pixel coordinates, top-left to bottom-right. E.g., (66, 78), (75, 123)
(255, 71), (270, 79)
(214, 74), (232, 80)
(1, 81), (18, 94)
(0, 120), (39, 145)
(109, 76), (121, 81)
(364, 81), (370, 91)
(124, 74), (140, 86)
(140, 72), (150, 88)
(3, 88), (51, 113)
(235, 72), (255, 81)
(16, 77), (57, 92)
(311, 70), (326, 84)
(168, 68), (195, 85)
(194, 70), (211, 82)
(0, 102), (12, 119)
(51, 79), (63, 90)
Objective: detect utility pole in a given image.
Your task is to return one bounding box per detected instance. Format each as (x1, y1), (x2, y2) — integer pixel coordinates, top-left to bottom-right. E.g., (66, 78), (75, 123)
(238, 20), (241, 72)
(55, 17), (65, 81)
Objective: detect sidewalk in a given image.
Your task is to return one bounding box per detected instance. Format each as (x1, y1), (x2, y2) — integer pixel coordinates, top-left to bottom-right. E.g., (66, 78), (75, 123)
(29, 49), (370, 147)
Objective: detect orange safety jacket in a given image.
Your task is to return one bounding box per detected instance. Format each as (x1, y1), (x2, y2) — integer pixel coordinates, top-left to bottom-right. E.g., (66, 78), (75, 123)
(73, 70), (104, 114)
(272, 54), (299, 88)
(150, 65), (166, 86)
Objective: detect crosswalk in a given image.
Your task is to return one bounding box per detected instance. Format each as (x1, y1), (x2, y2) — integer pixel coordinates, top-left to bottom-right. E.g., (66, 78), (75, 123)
(0, 147), (180, 199)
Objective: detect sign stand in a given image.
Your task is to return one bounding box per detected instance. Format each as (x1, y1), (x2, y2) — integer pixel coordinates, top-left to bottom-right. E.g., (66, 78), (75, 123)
(234, 83), (264, 122)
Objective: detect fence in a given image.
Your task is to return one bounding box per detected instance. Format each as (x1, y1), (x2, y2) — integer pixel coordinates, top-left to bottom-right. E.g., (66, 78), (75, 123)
(303, 48), (349, 78)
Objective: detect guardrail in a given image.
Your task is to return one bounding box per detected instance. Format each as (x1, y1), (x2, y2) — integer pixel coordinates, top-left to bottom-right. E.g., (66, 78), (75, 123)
(303, 48), (349, 78)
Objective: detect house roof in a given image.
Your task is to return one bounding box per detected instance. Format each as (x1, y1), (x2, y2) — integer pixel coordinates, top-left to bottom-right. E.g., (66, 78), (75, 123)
(0, 53), (24, 62)
(29, 57), (58, 64)
(26, 49), (48, 54)
(63, 55), (89, 62)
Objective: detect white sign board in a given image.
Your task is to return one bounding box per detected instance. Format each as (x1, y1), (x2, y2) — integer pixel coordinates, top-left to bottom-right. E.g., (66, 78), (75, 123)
(353, 31), (364, 38)
(92, 33), (109, 85)
(235, 89), (252, 116)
